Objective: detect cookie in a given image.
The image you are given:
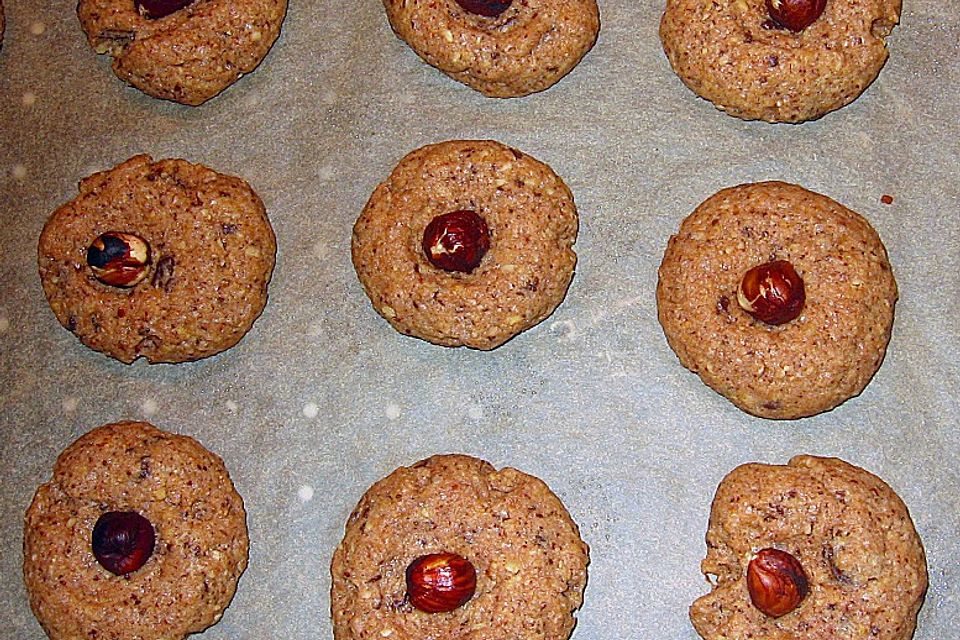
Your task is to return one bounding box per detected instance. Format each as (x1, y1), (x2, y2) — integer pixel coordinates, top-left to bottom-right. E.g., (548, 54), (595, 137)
(38, 154), (276, 364)
(660, 0), (901, 122)
(77, 0), (287, 105)
(352, 140), (578, 349)
(382, 0), (599, 97)
(331, 454), (589, 640)
(690, 455), (927, 640)
(23, 421), (249, 640)
(656, 181), (897, 419)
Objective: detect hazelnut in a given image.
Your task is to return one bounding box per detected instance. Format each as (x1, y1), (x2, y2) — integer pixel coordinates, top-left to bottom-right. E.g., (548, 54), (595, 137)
(765, 0), (827, 32)
(737, 260), (805, 325)
(455, 0), (513, 17)
(86, 232), (151, 288)
(91, 511), (156, 576)
(746, 548), (810, 617)
(135, 0), (195, 19)
(421, 210), (491, 274)
(406, 552), (477, 613)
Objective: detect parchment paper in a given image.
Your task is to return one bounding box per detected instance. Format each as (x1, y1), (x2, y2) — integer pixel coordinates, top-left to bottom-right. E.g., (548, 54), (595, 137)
(1, 1), (958, 638)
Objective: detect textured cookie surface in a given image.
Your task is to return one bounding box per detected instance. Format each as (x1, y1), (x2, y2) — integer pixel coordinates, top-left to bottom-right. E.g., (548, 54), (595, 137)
(23, 421), (249, 640)
(660, 0), (900, 122)
(77, 0), (287, 105)
(691, 455), (927, 640)
(39, 154), (276, 364)
(657, 181), (897, 419)
(383, 0), (599, 97)
(331, 454), (589, 640)
(353, 140), (578, 349)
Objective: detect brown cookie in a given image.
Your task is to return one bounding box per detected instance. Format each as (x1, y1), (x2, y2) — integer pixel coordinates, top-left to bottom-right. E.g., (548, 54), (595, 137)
(691, 455), (927, 640)
(657, 181), (897, 419)
(38, 154), (276, 364)
(77, 0), (287, 105)
(23, 421), (249, 640)
(382, 0), (600, 97)
(660, 0), (901, 122)
(331, 454), (589, 640)
(352, 140), (578, 350)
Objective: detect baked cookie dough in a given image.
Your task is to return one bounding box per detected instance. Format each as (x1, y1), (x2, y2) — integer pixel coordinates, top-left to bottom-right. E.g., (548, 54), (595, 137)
(382, 0), (600, 97)
(691, 455), (927, 640)
(659, 0), (901, 122)
(331, 454), (589, 640)
(77, 0), (287, 105)
(353, 140), (578, 349)
(39, 154), (276, 364)
(656, 181), (897, 419)
(23, 421), (249, 640)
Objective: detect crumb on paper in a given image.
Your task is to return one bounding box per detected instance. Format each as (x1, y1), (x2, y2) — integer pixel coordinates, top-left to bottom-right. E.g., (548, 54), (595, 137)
(141, 398), (159, 417)
(881, 194), (894, 205)
(298, 485), (314, 503)
(302, 402), (320, 419)
(385, 403), (401, 420)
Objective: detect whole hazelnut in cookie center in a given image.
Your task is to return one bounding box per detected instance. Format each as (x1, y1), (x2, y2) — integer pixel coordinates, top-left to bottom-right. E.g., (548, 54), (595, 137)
(765, 0), (827, 32)
(91, 510), (157, 576)
(86, 231), (152, 288)
(422, 209), (491, 273)
(135, 0), (197, 20)
(737, 259), (805, 326)
(454, 0), (513, 18)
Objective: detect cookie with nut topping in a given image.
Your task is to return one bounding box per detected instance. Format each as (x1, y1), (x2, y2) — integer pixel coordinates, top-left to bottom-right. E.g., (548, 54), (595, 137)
(656, 181), (897, 419)
(77, 0), (287, 105)
(23, 421), (249, 640)
(383, 0), (600, 97)
(38, 154), (276, 364)
(352, 140), (578, 349)
(660, 0), (901, 122)
(691, 455), (927, 640)
(330, 454), (589, 640)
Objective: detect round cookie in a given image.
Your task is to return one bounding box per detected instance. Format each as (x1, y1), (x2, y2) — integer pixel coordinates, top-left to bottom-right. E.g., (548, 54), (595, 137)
(352, 140), (578, 350)
(382, 0), (600, 97)
(690, 455), (927, 640)
(77, 0), (287, 105)
(38, 154), (276, 364)
(656, 181), (897, 419)
(331, 454), (589, 640)
(659, 0), (901, 122)
(23, 421), (249, 640)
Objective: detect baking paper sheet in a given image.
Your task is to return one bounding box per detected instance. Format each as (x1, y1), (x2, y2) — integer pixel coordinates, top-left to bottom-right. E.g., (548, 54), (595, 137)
(1, 1), (958, 638)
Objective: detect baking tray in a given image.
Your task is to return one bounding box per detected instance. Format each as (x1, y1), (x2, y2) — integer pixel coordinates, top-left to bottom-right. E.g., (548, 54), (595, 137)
(1, 1), (958, 638)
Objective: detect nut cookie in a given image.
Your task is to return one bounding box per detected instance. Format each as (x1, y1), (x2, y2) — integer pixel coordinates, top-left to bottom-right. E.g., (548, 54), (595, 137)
(331, 454), (589, 640)
(660, 0), (901, 122)
(39, 154), (276, 364)
(656, 181), (897, 419)
(77, 0), (287, 105)
(352, 140), (578, 350)
(383, 0), (599, 97)
(23, 421), (249, 640)
(691, 455), (927, 640)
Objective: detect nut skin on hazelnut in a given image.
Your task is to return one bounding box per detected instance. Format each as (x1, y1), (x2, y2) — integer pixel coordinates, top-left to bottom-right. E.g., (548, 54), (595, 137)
(746, 548), (810, 618)
(91, 511), (157, 576)
(86, 232), (152, 288)
(737, 260), (805, 326)
(455, 0), (513, 18)
(405, 552), (478, 613)
(421, 210), (491, 274)
(766, 0), (827, 32)
(135, 0), (195, 19)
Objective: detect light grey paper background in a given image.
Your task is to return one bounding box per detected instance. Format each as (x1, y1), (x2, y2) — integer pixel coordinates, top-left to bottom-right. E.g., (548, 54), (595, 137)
(1, 1), (958, 638)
